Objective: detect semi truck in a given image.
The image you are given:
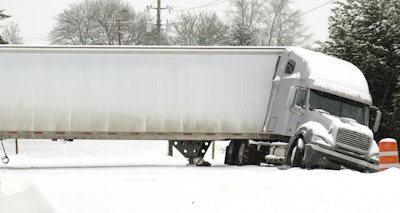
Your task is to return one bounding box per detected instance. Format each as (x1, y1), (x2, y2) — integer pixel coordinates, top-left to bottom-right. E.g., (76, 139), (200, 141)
(0, 45), (381, 172)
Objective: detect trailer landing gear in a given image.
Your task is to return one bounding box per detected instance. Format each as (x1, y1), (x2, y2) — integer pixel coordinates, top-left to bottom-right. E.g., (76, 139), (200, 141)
(170, 140), (212, 166)
(1, 139), (9, 164)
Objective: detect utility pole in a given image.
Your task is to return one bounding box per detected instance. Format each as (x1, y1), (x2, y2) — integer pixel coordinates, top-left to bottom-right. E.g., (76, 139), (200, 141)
(156, 0), (161, 45)
(15, 138), (18, 155)
(147, 1), (172, 45)
(118, 17), (122, 45)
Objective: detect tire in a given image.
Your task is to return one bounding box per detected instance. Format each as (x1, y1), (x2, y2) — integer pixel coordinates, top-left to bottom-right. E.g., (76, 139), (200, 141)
(226, 140), (262, 166)
(287, 137), (305, 168)
(225, 142), (238, 165)
(244, 143), (263, 165)
(237, 140), (247, 166)
(238, 140), (263, 166)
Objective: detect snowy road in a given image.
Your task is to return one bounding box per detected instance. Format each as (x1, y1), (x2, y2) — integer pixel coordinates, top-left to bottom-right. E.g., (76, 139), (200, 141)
(1, 140), (400, 213)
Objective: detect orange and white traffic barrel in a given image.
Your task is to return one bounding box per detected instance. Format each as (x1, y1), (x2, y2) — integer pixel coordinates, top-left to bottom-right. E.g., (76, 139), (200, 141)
(379, 138), (399, 171)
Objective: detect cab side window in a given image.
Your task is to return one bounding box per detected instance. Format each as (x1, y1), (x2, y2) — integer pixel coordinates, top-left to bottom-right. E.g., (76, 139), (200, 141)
(285, 59), (296, 74)
(295, 88), (307, 109)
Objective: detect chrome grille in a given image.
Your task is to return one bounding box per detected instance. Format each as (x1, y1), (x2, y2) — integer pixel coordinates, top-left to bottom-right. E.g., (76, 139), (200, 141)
(336, 128), (371, 153)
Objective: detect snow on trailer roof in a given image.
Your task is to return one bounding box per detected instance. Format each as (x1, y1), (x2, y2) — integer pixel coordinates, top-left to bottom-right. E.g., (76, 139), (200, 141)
(0, 45), (285, 55)
(288, 47), (372, 105)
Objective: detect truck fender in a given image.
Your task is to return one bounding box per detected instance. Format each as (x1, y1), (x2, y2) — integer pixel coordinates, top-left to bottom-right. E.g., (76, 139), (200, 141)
(294, 121), (331, 146)
(288, 128), (306, 148)
(286, 121), (328, 158)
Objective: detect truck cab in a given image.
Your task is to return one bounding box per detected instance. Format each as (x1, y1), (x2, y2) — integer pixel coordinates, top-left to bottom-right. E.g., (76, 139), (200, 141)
(265, 47), (380, 172)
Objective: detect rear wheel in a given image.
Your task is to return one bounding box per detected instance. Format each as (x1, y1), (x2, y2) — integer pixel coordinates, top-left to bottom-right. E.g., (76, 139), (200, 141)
(225, 142), (238, 165)
(237, 141), (247, 165)
(225, 140), (262, 166)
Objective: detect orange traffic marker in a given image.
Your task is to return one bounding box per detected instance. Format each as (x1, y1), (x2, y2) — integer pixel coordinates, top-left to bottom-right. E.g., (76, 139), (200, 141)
(379, 138), (399, 171)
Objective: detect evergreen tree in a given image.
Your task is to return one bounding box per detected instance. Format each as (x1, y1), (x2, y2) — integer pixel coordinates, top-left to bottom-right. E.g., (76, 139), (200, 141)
(319, 0), (400, 141)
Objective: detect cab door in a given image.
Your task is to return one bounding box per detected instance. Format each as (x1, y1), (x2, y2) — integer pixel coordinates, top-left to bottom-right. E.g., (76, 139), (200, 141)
(288, 87), (308, 134)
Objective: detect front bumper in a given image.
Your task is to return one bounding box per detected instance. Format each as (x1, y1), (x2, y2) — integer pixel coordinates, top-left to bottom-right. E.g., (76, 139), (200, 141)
(303, 143), (379, 172)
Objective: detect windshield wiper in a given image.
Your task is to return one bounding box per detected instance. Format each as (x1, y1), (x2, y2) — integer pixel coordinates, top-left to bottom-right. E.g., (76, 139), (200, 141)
(311, 108), (330, 115)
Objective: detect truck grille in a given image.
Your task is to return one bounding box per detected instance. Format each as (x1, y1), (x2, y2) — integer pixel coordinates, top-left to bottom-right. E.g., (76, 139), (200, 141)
(336, 128), (371, 153)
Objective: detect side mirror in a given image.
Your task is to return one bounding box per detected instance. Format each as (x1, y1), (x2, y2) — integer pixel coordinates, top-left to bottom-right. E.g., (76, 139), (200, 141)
(371, 106), (381, 133)
(287, 86), (296, 107)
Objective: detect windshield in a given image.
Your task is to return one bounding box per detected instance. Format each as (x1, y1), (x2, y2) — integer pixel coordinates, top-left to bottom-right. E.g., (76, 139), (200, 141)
(309, 89), (369, 125)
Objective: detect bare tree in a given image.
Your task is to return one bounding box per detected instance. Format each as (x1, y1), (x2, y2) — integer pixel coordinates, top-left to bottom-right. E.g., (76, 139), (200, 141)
(196, 12), (230, 45)
(228, 0), (311, 46)
(171, 11), (230, 46)
(49, 0), (149, 45)
(228, 0), (264, 45)
(1, 21), (23, 44)
(261, 0), (311, 46)
(171, 12), (197, 45)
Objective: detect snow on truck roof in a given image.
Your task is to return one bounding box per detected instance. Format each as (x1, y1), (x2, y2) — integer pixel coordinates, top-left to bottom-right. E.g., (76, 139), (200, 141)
(287, 47), (372, 105)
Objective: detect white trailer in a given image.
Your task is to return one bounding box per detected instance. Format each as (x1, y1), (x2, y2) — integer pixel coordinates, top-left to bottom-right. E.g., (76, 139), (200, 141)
(0, 46), (381, 171)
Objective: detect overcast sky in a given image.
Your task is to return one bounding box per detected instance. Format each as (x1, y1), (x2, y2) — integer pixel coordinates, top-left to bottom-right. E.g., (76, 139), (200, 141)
(1, 0), (338, 45)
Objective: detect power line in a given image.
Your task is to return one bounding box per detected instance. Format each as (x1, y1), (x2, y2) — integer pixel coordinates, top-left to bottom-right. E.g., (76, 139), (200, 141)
(174, 0), (229, 11)
(296, 0), (336, 18)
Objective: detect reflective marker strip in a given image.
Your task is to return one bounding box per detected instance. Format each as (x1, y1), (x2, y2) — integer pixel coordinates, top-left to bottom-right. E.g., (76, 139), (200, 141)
(379, 163), (400, 169)
(379, 151), (399, 157)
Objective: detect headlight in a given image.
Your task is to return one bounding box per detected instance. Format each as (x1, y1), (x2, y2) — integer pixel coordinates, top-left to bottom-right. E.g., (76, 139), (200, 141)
(311, 135), (330, 146)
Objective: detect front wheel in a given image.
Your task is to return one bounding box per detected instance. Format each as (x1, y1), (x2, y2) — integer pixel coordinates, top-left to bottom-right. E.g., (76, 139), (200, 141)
(287, 137), (305, 168)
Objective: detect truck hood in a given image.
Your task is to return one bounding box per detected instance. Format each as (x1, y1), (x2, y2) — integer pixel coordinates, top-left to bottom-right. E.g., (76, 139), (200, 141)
(310, 110), (373, 138)
(306, 109), (379, 159)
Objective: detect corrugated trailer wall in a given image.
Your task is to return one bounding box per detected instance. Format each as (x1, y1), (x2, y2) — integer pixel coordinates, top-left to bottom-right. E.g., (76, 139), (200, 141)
(0, 46), (282, 140)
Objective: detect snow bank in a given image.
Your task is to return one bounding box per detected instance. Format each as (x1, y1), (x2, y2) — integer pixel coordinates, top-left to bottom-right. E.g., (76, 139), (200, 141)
(1, 139), (400, 213)
(0, 177), (55, 213)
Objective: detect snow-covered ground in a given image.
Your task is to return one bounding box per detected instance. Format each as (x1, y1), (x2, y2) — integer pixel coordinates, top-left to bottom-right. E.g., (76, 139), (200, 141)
(1, 139), (399, 213)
